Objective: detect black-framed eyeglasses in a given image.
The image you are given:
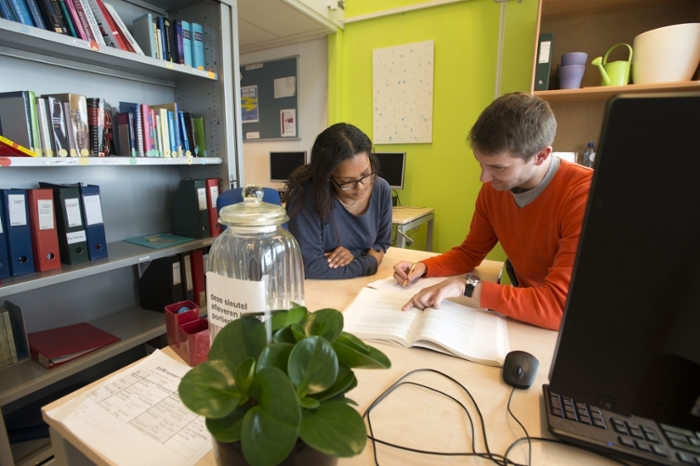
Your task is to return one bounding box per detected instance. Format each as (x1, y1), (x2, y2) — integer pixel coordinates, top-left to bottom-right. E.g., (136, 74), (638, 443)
(332, 172), (376, 191)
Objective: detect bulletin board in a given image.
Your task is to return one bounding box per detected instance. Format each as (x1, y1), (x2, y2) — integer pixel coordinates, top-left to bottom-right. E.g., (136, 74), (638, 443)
(240, 56), (299, 141)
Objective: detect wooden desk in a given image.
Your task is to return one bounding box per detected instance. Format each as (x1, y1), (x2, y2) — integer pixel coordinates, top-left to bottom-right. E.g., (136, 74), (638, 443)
(42, 248), (618, 465)
(392, 207), (435, 251)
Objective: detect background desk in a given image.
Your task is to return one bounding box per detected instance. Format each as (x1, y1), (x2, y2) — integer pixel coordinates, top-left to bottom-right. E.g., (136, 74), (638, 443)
(42, 248), (619, 465)
(392, 207), (435, 251)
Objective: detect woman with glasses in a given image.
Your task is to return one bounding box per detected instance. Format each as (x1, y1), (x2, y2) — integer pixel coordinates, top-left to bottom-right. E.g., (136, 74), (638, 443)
(283, 123), (393, 279)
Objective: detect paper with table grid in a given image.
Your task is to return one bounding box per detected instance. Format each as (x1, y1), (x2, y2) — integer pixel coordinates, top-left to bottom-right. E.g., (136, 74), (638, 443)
(45, 349), (211, 466)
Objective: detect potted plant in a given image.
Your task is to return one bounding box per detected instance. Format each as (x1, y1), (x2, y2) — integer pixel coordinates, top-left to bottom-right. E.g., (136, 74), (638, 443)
(178, 305), (391, 466)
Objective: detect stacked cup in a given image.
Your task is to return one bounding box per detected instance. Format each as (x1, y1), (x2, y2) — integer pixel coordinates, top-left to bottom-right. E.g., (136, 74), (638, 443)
(559, 52), (588, 89)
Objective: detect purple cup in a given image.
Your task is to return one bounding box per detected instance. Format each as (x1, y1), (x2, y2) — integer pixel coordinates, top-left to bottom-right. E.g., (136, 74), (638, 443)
(561, 52), (588, 67)
(559, 64), (586, 89)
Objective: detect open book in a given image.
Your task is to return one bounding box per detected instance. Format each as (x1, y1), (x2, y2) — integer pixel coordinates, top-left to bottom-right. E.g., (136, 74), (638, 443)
(342, 287), (509, 366)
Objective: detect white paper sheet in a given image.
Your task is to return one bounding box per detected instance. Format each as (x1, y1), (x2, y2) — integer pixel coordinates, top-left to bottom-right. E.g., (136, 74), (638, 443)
(366, 276), (447, 294)
(45, 350), (212, 466)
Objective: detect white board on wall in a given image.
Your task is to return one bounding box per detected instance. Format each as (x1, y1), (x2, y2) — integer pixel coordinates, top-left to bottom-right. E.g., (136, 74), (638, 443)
(373, 40), (434, 144)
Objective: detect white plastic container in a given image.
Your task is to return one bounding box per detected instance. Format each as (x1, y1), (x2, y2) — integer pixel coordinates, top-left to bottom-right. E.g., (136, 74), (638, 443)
(632, 23), (700, 84)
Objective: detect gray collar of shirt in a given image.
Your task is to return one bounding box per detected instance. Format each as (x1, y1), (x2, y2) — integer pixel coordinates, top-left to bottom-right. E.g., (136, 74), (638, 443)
(511, 155), (562, 208)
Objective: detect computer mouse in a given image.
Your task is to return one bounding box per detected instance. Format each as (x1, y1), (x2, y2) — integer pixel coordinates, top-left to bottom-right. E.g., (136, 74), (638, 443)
(502, 350), (539, 389)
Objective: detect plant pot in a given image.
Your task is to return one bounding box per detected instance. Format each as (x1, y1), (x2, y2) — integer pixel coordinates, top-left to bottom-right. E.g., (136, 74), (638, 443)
(213, 439), (338, 466)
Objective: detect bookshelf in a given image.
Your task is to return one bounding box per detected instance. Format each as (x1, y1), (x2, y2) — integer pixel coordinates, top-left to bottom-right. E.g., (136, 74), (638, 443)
(531, 0), (700, 153)
(0, 0), (243, 464)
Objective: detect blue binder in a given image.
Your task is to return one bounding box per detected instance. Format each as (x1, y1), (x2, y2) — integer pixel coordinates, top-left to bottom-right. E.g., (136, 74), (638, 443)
(1, 189), (35, 277)
(77, 185), (108, 261)
(0, 205), (11, 280)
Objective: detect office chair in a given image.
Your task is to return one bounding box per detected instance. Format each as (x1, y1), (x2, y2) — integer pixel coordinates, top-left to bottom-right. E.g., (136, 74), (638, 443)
(216, 187), (286, 229)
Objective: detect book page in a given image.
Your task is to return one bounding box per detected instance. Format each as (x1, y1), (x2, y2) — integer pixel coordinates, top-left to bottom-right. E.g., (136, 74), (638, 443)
(342, 287), (423, 347)
(414, 301), (508, 366)
(45, 350), (211, 466)
(366, 276), (447, 294)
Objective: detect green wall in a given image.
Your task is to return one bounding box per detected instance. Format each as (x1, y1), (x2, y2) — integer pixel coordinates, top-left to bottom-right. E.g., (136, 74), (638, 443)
(330, 0), (538, 258)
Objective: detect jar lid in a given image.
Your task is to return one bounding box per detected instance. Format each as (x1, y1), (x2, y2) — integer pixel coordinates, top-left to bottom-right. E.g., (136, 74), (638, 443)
(219, 185), (289, 227)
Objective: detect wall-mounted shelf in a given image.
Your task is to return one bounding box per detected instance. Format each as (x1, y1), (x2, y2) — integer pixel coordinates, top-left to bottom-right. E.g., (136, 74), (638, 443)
(535, 80), (700, 103)
(0, 156), (223, 167)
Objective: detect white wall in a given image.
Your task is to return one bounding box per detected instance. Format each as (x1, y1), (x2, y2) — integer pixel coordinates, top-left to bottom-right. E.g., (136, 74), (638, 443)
(240, 38), (329, 190)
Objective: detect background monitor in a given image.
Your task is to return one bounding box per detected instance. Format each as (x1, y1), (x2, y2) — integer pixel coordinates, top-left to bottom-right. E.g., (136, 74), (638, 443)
(549, 92), (700, 431)
(270, 151), (307, 183)
(373, 152), (406, 190)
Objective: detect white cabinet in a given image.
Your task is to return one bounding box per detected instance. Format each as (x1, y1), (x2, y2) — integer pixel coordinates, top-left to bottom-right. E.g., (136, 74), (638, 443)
(0, 1), (242, 464)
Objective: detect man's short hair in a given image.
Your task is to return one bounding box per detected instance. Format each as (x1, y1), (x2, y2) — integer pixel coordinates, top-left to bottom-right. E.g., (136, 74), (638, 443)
(468, 93), (557, 160)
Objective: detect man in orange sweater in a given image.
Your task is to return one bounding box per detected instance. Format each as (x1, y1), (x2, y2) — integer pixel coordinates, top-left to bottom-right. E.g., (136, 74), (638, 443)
(393, 93), (592, 331)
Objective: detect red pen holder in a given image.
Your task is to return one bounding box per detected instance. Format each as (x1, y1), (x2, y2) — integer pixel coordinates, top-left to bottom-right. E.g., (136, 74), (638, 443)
(164, 300), (208, 366)
(178, 319), (210, 366)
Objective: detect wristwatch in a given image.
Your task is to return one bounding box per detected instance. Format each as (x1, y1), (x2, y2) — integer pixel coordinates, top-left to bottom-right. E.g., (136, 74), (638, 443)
(464, 274), (481, 298)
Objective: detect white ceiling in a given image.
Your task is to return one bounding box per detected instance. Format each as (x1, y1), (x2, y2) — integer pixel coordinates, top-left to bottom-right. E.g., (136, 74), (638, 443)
(237, 0), (338, 55)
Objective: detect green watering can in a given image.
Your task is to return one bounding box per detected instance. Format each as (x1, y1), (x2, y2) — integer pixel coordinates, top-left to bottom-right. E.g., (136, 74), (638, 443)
(591, 43), (633, 86)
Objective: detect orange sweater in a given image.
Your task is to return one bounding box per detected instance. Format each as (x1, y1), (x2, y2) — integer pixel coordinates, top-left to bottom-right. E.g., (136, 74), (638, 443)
(423, 160), (592, 330)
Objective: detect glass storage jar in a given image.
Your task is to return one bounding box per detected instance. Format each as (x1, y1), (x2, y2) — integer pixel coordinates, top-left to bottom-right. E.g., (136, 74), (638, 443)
(206, 185), (304, 344)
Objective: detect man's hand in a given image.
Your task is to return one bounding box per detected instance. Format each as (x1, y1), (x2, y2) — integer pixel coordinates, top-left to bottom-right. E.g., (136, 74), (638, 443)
(393, 261), (426, 287)
(324, 246), (354, 268)
(402, 276), (472, 311)
(367, 248), (384, 266)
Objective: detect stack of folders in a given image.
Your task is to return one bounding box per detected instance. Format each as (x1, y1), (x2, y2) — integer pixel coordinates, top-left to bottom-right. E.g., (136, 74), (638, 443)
(137, 248), (208, 312)
(27, 322), (120, 369)
(38, 183), (108, 264)
(169, 178), (220, 240)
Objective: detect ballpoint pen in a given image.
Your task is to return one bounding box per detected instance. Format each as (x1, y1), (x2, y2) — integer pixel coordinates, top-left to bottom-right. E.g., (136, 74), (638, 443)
(403, 263), (416, 287)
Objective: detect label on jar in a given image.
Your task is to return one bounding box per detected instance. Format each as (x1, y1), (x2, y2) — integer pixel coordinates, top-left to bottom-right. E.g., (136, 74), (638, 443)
(206, 273), (269, 332)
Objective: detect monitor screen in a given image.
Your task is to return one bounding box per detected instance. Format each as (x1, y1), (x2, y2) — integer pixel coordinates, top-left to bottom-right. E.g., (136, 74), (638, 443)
(549, 92), (700, 431)
(270, 151), (307, 183)
(373, 152), (406, 190)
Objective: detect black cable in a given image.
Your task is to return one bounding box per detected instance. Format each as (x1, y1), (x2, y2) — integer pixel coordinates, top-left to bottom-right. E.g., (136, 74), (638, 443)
(506, 386), (532, 465)
(362, 368), (522, 466)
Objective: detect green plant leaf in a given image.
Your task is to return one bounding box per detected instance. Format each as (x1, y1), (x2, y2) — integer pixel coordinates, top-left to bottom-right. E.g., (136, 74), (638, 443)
(235, 358), (255, 395)
(333, 339), (391, 369)
(179, 360), (242, 419)
(270, 306), (308, 331)
(206, 404), (248, 443)
(310, 366), (357, 402)
(257, 343), (294, 374)
(209, 316), (268, 367)
(288, 336), (338, 397)
(299, 401), (367, 457)
(241, 367), (301, 466)
(300, 308), (344, 342)
(338, 331), (370, 353)
(299, 397), (321, 409)
(290, 323), (306, 342)
(273, 327), (297, 344)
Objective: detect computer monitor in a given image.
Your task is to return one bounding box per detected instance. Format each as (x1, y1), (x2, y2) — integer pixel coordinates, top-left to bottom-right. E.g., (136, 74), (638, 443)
(269, 151), (307, 184)
(372, 152), (406, 190)
(549, 92), (700, 431)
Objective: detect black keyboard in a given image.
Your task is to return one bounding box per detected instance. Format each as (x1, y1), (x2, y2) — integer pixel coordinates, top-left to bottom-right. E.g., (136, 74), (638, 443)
(543, 384), (700, 465)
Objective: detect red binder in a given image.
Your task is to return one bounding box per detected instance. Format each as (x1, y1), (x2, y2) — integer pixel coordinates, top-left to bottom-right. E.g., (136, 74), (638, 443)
(27, 189), (62, 272)
(205, 178), (221, 238)
(27, 322), (120, 369)
(190, 248), (206, 307)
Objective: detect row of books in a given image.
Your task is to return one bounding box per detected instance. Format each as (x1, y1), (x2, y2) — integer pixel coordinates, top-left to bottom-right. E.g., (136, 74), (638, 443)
(117, 101), (207, 158)
(0, 0), (143, 55)
(132, 13), (205, 70)
(0, 0), (207, 69)
(0, 91), (113, 157)
(0, 184), (107, 280)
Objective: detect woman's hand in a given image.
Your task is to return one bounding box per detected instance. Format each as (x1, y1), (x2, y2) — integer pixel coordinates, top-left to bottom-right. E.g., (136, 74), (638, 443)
(324, 246), (354, 268)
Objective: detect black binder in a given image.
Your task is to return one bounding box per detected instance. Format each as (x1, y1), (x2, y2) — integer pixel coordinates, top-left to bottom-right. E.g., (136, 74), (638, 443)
(169, 179), (210, 239)
(138, 256), (185, 312)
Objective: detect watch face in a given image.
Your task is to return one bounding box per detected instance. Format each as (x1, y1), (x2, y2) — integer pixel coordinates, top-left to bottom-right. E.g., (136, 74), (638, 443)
(465, 274), (481, 286)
